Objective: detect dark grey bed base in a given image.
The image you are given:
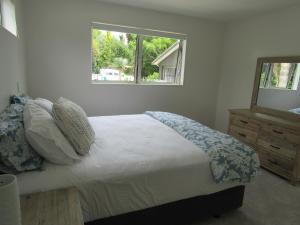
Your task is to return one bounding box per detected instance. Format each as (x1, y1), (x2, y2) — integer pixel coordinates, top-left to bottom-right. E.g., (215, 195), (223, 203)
(86, 185), (245, 225)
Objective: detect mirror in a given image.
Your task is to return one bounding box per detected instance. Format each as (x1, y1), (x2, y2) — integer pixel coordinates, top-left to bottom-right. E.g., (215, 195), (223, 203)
(252, 57), (300, 115)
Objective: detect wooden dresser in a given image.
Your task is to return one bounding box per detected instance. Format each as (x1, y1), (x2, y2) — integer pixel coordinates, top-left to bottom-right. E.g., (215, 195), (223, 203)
(228, 109), (300, 184)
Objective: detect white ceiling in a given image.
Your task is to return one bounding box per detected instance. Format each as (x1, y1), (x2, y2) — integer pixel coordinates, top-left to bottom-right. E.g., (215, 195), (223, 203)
(96, 0), (300, 21)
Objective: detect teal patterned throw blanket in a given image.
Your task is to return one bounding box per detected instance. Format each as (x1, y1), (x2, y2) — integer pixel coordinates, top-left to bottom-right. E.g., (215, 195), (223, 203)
(145, 111), (260, 183)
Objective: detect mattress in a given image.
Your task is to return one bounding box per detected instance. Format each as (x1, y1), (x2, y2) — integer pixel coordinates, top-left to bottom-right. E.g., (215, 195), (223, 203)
(17, 114), (241, 222)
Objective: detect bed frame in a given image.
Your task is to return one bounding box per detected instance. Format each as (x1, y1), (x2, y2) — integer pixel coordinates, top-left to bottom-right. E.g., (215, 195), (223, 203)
(86, 185), (245, 225)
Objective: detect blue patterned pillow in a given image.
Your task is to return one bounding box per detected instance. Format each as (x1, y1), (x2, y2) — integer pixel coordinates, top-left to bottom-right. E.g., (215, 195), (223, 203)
(0, 100), (43, 174)
(10, 95), (31, 105)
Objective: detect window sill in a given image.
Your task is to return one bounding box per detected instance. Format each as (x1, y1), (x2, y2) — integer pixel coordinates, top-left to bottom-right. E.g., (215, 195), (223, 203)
(91, 81), (183, 86)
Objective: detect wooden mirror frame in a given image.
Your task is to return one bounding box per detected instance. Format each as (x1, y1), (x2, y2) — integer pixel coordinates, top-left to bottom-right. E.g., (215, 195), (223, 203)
(251, 56), (300, 122)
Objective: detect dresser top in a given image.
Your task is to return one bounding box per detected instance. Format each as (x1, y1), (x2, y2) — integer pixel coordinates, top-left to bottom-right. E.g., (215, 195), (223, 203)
(229, 109), (300, 131)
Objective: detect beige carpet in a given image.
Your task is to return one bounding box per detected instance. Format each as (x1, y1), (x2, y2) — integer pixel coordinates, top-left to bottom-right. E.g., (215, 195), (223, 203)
(192, 169), (300, 225)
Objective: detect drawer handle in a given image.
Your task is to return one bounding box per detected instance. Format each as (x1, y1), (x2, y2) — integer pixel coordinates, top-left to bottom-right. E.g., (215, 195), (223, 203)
(238, 133), (246, 138)
(272, 129), (283, 135)
(270, 145), (280, 150)
(240, 120), (248, 124)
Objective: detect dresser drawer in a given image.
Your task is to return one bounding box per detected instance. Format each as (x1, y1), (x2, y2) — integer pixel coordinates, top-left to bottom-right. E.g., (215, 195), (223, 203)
(258, 150), (293, 179)
(261, 123), (300, 145)
(230, 114), (259, 131)
(229, 125), (257, 145)
(257, 137), (297, 161)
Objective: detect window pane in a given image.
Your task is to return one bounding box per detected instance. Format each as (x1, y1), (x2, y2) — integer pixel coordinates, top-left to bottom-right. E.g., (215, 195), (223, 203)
(260, 63), (300, 90)
(260, 63), (269, 88)
(1, 0), (17, 36)
(141, 35), (181, 84)
(269, 63), (297, 89)
(92, 29), (136, 82)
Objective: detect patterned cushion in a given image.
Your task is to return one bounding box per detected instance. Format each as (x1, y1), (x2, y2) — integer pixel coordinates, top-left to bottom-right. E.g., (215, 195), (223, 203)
(10, 95), (31, 105)
(0, 102), (43, 174)
(53, 97), (95, 155)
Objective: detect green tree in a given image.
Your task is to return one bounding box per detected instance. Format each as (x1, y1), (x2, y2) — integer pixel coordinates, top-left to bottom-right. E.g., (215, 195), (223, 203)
(145, 72), (160, 81)
(92, 29), (103, 73)
(127, 34), (137, 66)
(101, 32), (113, 68)
(112, 38), (130, 61)
(142, 36), (176, 78)
(92, 29), (176, 78)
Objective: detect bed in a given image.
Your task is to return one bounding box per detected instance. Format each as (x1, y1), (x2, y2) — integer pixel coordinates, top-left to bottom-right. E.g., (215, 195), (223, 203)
(16, 113), (259, 224)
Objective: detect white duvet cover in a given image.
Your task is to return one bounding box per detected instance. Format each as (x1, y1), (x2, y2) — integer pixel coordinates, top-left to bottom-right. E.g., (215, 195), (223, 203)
(17, 114), (240, 222)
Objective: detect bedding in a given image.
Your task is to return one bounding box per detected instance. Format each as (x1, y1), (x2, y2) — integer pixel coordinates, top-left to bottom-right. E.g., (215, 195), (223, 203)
(145, 111), (260, 183)
(53, 97), (95, 155)
(289, 108), (300, 114)
(0, 100), (43, 173)
(17, 114), (243, 222)
(10, 95), (31, 105)
(24, 101), (81, 165)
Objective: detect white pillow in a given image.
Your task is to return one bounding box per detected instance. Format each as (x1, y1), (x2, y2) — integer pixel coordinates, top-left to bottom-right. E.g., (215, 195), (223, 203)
(24, 100), (81, 165)
(34, 98), (53, 115)
(53, 97), (95, 155)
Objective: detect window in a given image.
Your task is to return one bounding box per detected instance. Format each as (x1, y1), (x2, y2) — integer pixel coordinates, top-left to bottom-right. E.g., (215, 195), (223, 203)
(0, 0), (17, 36)
(92, 29), (136, 82)
(91, 23), (186, 85)
(260, 62), (300, 90)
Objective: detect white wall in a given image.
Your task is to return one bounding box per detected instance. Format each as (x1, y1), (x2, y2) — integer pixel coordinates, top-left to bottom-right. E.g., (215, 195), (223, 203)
(0, 0), (26, 111)
(215, 4), (300, 132)
(257, 88), (300, 111)
(23, 0), (224, 126)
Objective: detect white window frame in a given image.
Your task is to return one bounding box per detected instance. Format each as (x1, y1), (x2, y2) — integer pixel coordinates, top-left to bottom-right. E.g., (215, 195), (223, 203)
(91, 22), (187, 86)
(0, 2), (2, 25)
(0, 0), (18, 37)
